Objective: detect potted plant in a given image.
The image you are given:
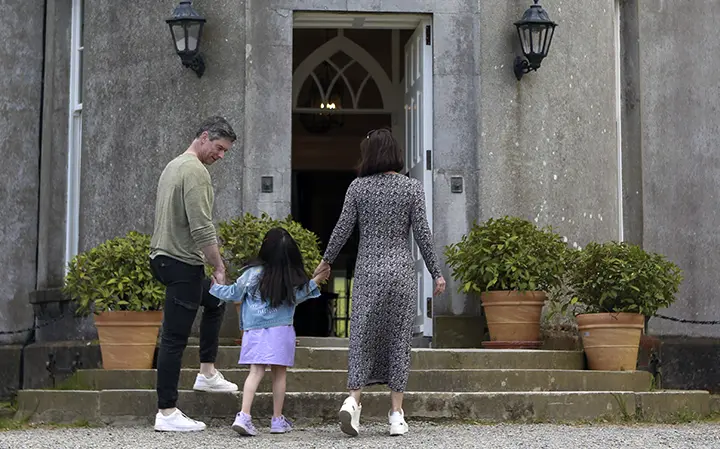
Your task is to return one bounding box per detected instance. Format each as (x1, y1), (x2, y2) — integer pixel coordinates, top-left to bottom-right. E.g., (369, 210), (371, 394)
(217, 213), (324, 343)
(445, 216), (568, 349)
(63, 231), (165, 370)
(567, 241), (683, 371)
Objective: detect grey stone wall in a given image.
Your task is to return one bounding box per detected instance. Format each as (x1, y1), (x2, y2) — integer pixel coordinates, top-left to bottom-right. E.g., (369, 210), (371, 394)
(0, 0), (45, 343)
(635, 0), (720, 338)
(80, 0), (247, 251)
(477, 0), (620, 248)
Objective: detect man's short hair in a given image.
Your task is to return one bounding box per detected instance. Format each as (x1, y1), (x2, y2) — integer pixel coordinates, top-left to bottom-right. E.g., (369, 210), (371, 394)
(195, 116), (237, 142)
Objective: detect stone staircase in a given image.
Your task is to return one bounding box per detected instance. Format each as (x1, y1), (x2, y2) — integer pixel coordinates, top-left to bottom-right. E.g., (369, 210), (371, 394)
(15, 338), (713, 425)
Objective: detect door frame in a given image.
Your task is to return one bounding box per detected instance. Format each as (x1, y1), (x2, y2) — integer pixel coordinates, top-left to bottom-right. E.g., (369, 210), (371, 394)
(291, 14), (435, 337)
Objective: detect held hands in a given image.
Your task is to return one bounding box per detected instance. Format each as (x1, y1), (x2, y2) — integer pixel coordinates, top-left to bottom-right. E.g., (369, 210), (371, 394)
(211, 271), (226, 286)
(313, 260), (332, 284)
(434, 276), (447, 296)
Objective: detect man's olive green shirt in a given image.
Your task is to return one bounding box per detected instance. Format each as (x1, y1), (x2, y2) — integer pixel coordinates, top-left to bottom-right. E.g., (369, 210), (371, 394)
(150, 153), (216, 266)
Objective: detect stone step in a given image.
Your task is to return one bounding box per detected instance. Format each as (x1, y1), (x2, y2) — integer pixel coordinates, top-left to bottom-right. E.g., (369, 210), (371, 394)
(181, 346), (586, 370)
(66, 368), (653, 393)
(15, 389), (711, 425)
(187, 336), (350, 347)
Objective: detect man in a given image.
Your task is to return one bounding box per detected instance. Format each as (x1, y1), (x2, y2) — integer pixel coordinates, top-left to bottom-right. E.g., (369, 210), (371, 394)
(149, 116), (239, 432)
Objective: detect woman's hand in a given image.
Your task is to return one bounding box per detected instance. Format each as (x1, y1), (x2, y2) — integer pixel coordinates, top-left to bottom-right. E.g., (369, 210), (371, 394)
(313, 265), (331, 285)
(313, 260), (331, 277)
(434, 276), (447, 296)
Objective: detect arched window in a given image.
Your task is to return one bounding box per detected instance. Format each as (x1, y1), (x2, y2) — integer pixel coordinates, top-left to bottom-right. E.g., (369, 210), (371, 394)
(292, 30), (395, 115)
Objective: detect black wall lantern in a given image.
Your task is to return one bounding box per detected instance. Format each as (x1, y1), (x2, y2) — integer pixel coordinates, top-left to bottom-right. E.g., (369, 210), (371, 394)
(166, 1), (206, 78)
(514, 0), (558, 81)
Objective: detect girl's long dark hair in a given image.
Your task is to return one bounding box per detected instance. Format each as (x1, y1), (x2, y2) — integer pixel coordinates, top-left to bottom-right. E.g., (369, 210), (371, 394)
(246, 227), (309, 308)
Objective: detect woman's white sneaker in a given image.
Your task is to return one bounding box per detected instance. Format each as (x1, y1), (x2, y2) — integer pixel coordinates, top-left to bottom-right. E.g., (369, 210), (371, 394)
(154, 409), (206, 432)
(192, 370), (239, 392)
(338, 396), (362, 437)
(389, 409), (409, 436)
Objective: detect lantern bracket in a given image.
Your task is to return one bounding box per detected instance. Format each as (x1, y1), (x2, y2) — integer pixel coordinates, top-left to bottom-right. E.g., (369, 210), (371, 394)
(514, 56), (534, 81)
(182, 54), (206, 78)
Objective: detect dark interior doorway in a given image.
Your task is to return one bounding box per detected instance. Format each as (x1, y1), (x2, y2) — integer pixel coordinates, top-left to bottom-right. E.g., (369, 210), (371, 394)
(292, 171), (359, 337)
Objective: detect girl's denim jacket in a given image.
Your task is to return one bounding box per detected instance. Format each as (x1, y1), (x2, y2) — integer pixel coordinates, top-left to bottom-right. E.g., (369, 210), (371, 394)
(209, 266), (320, 331)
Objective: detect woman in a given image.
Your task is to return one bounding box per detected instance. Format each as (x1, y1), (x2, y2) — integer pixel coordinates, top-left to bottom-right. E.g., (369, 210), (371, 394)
(314, 128), (446, 437)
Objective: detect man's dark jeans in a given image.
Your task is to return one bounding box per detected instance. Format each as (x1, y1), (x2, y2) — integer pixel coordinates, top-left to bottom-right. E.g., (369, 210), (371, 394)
(149, 255), (226, 410)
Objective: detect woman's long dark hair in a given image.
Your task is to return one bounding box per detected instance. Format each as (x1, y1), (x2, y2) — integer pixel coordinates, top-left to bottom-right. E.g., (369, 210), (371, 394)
(246, 227), (309, 308)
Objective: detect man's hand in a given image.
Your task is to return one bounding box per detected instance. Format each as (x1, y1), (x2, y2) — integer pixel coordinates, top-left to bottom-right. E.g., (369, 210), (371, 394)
(213, 270), (226, 286)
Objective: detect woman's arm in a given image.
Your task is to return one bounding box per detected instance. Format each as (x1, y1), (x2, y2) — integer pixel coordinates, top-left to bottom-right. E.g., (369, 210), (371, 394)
(410, 180), (442, 279)
(322, 181), (358, 264)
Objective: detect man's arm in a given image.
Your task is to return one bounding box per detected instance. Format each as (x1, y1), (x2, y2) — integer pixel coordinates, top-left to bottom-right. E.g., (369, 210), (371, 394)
(201, 243), (225, 283)
(185, 180), (224, 281)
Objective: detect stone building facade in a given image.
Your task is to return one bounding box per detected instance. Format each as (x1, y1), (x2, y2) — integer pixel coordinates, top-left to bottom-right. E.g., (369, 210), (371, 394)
(1, 0), (719, 394)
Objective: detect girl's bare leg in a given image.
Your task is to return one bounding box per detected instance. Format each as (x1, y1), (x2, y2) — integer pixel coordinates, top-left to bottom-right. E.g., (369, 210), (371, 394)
(241, 364), (266, 415)
(270, 365), (288, 418)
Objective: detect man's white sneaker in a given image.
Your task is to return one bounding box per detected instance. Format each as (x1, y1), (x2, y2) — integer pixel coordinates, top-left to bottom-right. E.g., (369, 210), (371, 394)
(338, 396), (362, 437)
(154, 409), (206, 432)
(193, 370), (239, 392)
(389, 409), (409, 436)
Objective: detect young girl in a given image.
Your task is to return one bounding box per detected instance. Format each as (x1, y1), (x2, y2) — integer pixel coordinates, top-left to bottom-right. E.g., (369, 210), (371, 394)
(210, 227), (330, 436)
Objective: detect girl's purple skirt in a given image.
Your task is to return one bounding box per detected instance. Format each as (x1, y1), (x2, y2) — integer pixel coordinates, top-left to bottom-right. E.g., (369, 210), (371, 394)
(239, 325), (296, 367)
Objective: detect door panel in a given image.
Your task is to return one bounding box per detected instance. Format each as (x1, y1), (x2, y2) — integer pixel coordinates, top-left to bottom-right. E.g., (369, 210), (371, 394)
(404, 19), (434, 337)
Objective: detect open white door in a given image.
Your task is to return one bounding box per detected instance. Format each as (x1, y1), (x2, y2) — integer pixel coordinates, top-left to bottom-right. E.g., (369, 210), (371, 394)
(404, 19), (434, 337)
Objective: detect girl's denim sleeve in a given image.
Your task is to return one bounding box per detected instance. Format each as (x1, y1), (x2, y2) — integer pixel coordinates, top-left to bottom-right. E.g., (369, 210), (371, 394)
(295, 280), (321, 304)
(210, 269), (253, 303)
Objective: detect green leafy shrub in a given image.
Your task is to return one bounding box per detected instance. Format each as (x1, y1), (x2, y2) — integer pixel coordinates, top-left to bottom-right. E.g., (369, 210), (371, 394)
(566, 241), (683, 316)
(63, 231), (165, 315)
(444, 216), (569, 293)
(217, 213), (323, 282)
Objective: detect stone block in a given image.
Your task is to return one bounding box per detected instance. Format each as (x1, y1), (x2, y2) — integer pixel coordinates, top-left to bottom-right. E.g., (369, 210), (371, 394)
(635, 391), (711, 422)
(22, 341), (102, 390)
(433, 315), (486, 348)
(710, 395), (720, 414)
(15, 390), (100, 424)
(657, 337), (720, 394)
(30, 289), (98, 342)
(0, 345), (22, 400)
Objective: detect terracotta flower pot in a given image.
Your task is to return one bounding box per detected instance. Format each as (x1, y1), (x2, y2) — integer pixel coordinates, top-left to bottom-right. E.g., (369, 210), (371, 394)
(481, 291), (546, 346)
(577, 312), (644, 371)
(94, 311), (163, 370)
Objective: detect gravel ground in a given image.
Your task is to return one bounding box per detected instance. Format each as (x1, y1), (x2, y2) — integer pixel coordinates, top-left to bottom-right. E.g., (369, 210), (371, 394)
(1, 422), (719, 449)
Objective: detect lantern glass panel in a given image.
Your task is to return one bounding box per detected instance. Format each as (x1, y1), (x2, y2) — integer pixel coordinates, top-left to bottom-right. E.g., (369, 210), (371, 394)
(519, 26), (531, 55)
(187, 23), (202, 52)
(172, 23), (186, 52)
(530, 26), (546, 55)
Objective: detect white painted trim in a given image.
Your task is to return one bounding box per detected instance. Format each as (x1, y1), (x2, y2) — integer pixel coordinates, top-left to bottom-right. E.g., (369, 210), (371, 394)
(292, 34), (395, 113)
(615, 0), (624, 241)
(294, 12), (428, 30)
(65, 0), (83, 269)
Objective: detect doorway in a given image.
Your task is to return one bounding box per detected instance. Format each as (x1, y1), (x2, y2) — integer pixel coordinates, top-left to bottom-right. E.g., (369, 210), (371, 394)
(290, 15), (434, 338)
